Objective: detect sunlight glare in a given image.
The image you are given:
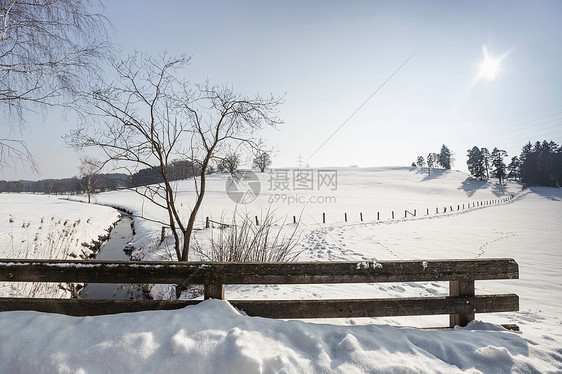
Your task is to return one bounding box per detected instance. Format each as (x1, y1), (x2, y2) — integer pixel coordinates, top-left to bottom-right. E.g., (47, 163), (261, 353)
(479, 45), (501, 80)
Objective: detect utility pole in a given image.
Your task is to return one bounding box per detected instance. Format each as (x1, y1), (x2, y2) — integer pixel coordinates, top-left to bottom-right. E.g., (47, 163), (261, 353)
(297, 153), (304, 169)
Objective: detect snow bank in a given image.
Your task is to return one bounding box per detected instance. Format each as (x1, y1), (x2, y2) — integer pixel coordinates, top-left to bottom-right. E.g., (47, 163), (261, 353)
(1, 300), (557, 374)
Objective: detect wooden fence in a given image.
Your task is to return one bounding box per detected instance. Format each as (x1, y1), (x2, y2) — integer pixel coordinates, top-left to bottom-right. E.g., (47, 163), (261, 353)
(0, 258), (519, 328)
(204, 195), (515, 226)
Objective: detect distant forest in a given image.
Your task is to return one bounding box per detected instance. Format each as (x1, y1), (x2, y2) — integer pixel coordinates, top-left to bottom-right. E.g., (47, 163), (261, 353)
(0, 160), (201, 194)
(465, 140), (561, 188)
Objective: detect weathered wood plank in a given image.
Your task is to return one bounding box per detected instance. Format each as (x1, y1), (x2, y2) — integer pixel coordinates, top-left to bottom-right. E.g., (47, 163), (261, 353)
(0, 294), (519, 318)
(449, 280), (475, 327)
(204, 284), (225, 300)
(0, 258), (519, 285)
(232, 294), (519, 319)
(0, 297), (200, 316)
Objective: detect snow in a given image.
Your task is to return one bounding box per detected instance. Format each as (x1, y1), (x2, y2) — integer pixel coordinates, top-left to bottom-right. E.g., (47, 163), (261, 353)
(0, 194), (120, 297)
(1, 167), (561, 373)
(1, 300), (559, 374)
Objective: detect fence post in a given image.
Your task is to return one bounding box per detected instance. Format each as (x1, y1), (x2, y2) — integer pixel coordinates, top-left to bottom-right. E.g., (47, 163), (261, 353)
(255, 216), (259, 226)
(392, 211), (394, 219)
(344, 213), (348, 222)
(414, 209), (416, 217)
(206, 217), (210, 229)
(293, 216), (296, 224)
(426, 208), (429, 215)
(377, 212), (380, 220)
(204, 284), (225, 300)
(449, 280), (475, 327)
(360, 212), (363, 222)
(323, 213), (326, 224)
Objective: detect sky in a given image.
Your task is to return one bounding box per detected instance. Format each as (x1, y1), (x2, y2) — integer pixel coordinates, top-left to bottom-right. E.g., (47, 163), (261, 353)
(2, 0), (562, 180)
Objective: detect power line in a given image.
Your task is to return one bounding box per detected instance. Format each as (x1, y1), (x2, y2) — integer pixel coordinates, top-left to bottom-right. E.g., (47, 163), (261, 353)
(307, 53), (416, 163)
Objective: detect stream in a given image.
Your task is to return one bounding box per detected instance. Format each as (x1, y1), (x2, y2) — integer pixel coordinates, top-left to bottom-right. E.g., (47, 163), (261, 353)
(80, 213), (145, 299)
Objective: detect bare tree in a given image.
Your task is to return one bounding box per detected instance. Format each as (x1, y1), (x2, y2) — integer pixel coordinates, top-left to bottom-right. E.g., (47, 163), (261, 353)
(253, 151), (272, 172)
(0, 137), (35, 170)
(0, 0), (109, 167)
(217, 151), (240, 174)
(67, 53), (283, 262)
(79, 156), (100, 203)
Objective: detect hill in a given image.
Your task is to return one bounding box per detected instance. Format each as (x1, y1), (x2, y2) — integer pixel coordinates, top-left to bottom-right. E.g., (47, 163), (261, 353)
(0, 167), (560, 373)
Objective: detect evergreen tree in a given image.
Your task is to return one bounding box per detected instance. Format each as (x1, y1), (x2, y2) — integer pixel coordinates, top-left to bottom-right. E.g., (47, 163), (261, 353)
(480, 147), (491, 179)
(519, 142), (534, 184)
(437, 144), (453, 169)
(416, 156), (426, 168)
(427, 152), (437, 175)
(491, 147), (508, 185)
(507, 156), (521, 180)
(466, 146), (485, 179)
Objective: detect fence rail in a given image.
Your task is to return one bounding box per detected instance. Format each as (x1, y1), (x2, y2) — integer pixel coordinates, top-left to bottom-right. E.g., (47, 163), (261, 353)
(0, 258), (519, 328)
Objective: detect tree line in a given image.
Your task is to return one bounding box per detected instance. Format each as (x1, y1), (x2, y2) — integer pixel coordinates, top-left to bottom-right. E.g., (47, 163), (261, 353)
(519, 141), (561, 187)
(466, 140), (561, 187)
(0, 150), (274, 194)
(0, 159), (198, 194)
(412, 144), (454, 174)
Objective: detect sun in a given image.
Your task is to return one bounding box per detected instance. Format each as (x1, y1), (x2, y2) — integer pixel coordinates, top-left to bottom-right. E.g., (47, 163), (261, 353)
(479, 45), (502, 80)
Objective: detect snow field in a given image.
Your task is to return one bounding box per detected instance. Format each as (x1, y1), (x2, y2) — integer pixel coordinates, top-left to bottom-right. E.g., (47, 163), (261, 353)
(0, 167), (561, 373)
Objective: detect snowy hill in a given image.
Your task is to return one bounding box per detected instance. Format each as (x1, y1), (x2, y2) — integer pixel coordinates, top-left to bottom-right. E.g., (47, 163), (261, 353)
(1, 167), (561, 373)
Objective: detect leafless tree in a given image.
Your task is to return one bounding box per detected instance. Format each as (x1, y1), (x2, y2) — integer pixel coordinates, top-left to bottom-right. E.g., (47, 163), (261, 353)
(0, 137), (35, 170)
(79, 156), (100, 203)
(0, 0), (109, 168)
(67, 53), (283, 262)
(217, 151), (241, 174)
(252, 150), (272, 172)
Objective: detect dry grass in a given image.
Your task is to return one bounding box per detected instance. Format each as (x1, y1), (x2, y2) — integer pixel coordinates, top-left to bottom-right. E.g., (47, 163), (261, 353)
(196, 209), (302, 263)
(1, 217), (98, 298)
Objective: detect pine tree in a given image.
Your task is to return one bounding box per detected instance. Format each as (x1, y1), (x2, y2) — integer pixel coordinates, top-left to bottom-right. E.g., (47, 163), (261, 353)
(519, 140), (562, 187)
(519, 142), (534, 184)
(507, 156), (521, 180)
(427, 152), (437, 175)
(491, 147), (508, 185)
(480, 147), (490, 179)
(416, 156), (426, 168)
(466, 146), (485, 179)
(437, 144), (453, 170)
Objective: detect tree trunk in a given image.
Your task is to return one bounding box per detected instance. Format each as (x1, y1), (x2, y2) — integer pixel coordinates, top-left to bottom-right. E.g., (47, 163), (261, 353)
(181, 155), (211, 261)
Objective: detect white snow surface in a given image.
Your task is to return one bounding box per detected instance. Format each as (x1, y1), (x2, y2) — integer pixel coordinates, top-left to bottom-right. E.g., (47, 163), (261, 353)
(0, 167), (561, 373)
(0, 194), (120, 298)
